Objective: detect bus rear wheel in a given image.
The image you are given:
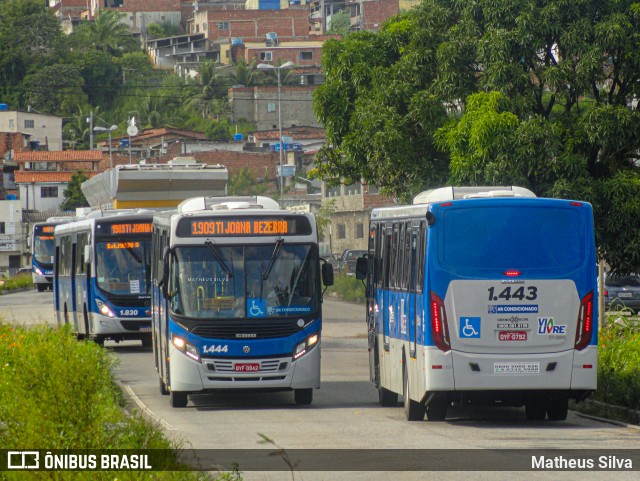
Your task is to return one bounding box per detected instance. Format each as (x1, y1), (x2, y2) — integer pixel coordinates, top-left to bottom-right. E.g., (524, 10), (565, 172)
(425, 397), (448, 422)
(403, 366), (425, 421)
(546, 398), (569, 421)
(141, 334), (152, 348)
(525, 402), (546, 421)
(378, 387), (398, 407)
(37, 284), (46, 292)
(170, 391), (188, 408)
(294, 388), (313, 405)
(159, 377), (169, 396)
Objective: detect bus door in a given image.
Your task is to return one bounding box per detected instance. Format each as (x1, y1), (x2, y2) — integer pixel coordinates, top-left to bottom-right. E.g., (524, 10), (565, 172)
(381, 225), (392, 352)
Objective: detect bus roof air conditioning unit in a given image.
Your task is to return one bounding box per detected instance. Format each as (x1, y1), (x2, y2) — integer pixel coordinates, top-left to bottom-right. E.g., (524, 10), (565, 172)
(413, 186), (536, 204)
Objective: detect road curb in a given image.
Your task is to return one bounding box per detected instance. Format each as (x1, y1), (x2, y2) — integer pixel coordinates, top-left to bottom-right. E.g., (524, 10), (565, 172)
(0, 286), (36, 295)
(114, 379), (173, 431)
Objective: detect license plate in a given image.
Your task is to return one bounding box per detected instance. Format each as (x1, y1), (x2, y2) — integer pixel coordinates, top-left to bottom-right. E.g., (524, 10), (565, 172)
(494, 362), (539, 374)
(498, 331), (527, 341)
(234, 363), (260, 372)
(139, 327), (152, 332)
(618, 292), (633, 298)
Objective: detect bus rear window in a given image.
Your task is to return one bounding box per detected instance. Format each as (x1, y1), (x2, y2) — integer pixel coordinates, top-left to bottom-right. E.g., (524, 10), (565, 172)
(441, 205), (585, 270)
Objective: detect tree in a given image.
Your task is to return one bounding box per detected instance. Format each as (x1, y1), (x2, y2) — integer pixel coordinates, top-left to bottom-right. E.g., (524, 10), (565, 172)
(71, 11), (137, 55)
(61, 172), (90, 211)
(185, 61), (229, 118)
(22, 64), (90, 116)
(227, 167), (270, 195)
(313, 0), (640, 273)
(327, 10), (351, 36)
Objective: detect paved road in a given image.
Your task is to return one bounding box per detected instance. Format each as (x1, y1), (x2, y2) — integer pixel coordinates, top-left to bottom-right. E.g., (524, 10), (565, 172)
(2, 290), (640, 480)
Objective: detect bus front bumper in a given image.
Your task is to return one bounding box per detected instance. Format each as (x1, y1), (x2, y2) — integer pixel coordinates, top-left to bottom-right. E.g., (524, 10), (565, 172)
(168, 342), (321, 393)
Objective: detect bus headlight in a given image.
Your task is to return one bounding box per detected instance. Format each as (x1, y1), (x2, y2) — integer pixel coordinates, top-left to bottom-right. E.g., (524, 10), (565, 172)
(96, 300), (115, 318)
(34, 267), (43, 275)
(293, 333), (319, 360)
(172, 334), (200, 362)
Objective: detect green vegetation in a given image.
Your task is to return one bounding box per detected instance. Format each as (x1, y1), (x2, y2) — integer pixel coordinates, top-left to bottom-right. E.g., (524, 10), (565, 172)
(325, 273), (366, 303)
(0, 274), (33, 292)
(0, 323), (231, 480)
(313, 0), (640, 274)
(60, 171), (90, 211)
(591, 314), (640, 408)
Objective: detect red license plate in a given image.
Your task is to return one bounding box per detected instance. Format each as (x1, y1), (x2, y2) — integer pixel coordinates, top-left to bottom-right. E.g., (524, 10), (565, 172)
(234, 363), (260, 372)
(498, 331), (527, 341)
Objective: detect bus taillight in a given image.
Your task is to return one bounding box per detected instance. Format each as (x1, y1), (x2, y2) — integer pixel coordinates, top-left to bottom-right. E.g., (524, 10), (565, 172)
(430, 292), (451, 352)
(574, 291), (594, 351)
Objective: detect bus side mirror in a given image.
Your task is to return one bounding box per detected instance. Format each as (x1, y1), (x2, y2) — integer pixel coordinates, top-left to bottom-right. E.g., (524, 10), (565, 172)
(321, 262), (334, 287)
(84, 244), (93, 264)
(355, 257), (368, 280)
(159, 246), (170, 297)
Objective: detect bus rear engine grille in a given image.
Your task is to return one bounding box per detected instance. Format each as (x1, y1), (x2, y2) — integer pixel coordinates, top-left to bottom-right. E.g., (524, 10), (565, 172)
(192, 322), (301, 339)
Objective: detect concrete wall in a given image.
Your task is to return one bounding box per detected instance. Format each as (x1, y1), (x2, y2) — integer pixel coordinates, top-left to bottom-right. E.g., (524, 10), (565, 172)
(0, 112), (63, 151)
(0, 200), (26, 275)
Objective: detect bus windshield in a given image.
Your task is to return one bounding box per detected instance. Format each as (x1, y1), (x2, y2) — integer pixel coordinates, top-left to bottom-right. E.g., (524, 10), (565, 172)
(95, 240), (152, 296)
(170, 244), (319, 319)
(34, 236), (55, 267)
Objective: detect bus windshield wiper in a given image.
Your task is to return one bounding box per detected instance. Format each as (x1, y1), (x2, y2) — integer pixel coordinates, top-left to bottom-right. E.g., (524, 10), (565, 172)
(204, 240), (233, 279)
(117, 237), (142, 264)
(262, 238), (284, 280)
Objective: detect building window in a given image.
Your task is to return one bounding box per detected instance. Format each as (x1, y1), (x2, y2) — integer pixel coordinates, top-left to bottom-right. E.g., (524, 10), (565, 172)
(24, 120), (34, 128)
(267, 102), (276, 112)
(299, 51), (313, 60)
(41, 186), (58, 198)
(8, 119), (14, 129)
(367, 185), (380, 194)
(217, 21), (229, 30)
(33, 162), (56, 171)
(260, 51), (272, 61)
(0, 222), (5, 234)
(337, 224), (346, 240)
(356, 223), (364, 239)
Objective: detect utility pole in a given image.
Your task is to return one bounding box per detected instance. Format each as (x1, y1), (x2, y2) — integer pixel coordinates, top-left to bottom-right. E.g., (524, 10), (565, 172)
(87, 111), (94, 150)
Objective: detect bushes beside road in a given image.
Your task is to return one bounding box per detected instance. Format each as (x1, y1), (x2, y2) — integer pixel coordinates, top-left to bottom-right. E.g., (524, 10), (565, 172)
(0, 323), (224, 480)
(0, 273), (33, 293)
(325, 273), (366, 304)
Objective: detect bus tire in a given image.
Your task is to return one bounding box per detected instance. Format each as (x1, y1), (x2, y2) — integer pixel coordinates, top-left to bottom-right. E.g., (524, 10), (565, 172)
(525, 402), (546, 421)
(425, 397), (448, 422)
(159, 377), (169, 396)
(378, 387), (398, 407)
(403, 366), (425, 421)
(141, 334), (152, 348)
(37, 284), (46, 292)
(170, 391), (188, 408)
(294, 388), (313, 405)
(546, 398), (569, 421)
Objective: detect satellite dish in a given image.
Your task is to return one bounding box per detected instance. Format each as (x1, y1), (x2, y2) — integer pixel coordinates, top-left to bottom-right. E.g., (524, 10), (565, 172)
(127, 125), (138, 136)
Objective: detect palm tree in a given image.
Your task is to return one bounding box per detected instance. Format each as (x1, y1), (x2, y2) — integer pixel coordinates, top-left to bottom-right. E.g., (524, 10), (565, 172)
(73, 11), (136, 55)
(228, 60), (259, 87)
(185, 61), (228, 118)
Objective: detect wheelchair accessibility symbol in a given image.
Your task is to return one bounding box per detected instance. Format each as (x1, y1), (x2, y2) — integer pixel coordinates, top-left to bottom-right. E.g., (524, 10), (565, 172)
(460, 317), (481, 339)
(248, 298), (266, 318)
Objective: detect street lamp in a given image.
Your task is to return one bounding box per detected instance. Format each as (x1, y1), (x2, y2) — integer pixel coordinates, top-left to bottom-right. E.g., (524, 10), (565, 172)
(257, 61), (295, 197)
(93, 125), (118, 169)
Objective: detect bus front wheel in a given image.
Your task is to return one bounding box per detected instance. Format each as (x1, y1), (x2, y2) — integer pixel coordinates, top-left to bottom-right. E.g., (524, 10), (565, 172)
(525, 402), (546, 421)
(37, 284), (46, 292)
(294, 388), (313, 405)
(170, 391), (188, 408)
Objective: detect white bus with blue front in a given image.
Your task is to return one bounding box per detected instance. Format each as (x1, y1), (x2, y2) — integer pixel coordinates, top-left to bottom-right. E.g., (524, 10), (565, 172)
(31, 218), (73, 291)
(54, 211), (153, 346)
(151, 196), (334, 408)
(356, 186), (597, 421)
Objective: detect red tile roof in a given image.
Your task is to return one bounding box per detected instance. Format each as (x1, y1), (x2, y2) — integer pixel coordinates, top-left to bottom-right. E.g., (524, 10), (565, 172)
(14, 171), (100, 183)
(14, 151), (104, 162)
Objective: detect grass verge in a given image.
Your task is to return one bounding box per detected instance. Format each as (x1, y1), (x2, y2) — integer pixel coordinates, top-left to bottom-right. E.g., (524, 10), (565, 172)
(0, 322), (237, 480)
(0, 274), (33, 293)
(325, 274), (366, 303)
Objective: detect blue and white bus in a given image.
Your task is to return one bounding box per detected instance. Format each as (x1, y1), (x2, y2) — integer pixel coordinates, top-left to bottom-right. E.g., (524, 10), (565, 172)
(54, 210), (154, 346)
(151, 196), (334, 408)
(356, 186), (597, 421)
(30, 217), (73, 292)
